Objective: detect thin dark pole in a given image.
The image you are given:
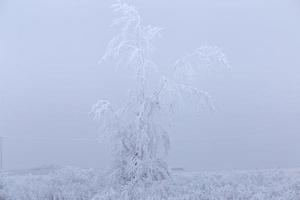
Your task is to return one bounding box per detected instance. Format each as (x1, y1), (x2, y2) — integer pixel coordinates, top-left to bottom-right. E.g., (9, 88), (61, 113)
(0, 136), (2, 171)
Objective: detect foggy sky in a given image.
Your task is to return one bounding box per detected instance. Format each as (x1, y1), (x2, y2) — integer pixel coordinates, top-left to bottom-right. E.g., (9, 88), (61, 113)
(0, 0), (300, 171)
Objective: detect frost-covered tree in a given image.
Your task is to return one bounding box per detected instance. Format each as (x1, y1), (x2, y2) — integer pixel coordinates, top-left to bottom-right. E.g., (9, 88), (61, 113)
(92, 0), (230, 186)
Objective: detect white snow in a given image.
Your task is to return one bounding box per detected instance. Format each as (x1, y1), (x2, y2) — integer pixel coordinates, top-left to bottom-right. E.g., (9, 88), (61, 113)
(1, 166), (300, 200)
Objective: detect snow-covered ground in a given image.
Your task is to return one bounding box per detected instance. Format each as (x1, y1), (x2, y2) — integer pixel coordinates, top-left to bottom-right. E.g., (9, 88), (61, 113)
(1, 166), (300, 200)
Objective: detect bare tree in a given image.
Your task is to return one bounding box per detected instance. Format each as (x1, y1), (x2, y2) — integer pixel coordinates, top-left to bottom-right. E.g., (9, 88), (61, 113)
(92, 0), (230, 186)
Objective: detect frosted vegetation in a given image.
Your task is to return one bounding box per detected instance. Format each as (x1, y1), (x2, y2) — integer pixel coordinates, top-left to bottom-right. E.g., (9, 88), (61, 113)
(91, 0), (230, 191)
(1, 166), (300, 200)
(4, 1), (298, 200)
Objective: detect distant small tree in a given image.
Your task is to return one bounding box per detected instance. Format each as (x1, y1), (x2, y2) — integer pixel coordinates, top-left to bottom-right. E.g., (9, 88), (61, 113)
(92, 0), (230, 186)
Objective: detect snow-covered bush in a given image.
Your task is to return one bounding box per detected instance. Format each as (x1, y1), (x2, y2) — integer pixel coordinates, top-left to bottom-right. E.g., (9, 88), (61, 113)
(92, 0), (230, 188)
(0, 166), (104, 200)
(1, 167), (300, 200)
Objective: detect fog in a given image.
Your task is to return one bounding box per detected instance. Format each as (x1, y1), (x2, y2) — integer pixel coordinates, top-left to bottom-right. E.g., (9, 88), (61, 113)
(0, 0), (300, 171)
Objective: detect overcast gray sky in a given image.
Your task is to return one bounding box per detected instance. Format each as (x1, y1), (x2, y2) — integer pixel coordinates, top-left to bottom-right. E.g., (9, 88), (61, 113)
(0, 0), (300, 171)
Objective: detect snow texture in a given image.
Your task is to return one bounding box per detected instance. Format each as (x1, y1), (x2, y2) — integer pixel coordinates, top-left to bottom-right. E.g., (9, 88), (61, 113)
(1, 166), (300, 200)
